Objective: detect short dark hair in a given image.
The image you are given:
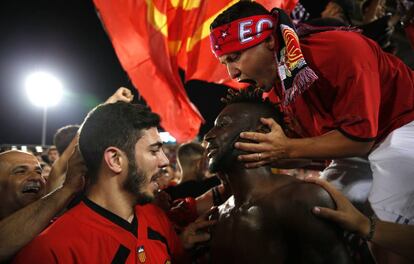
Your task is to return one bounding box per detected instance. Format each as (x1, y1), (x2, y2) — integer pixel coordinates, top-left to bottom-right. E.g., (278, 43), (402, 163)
(47, 146), (58, 153)
(78, 102), (160, 181)
(53, 125), (80, 154)
(177, 142), (204, 169)
(221, 86), (284, 128)
(210, 1), (270, 30)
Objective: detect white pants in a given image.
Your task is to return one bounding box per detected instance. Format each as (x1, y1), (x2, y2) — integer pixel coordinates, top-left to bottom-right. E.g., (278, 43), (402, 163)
(368, 120), (414, 224)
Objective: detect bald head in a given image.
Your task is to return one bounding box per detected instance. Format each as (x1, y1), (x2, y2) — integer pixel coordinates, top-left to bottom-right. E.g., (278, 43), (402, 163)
(0, 150), (37, 170)
(0, 150), (31, 159)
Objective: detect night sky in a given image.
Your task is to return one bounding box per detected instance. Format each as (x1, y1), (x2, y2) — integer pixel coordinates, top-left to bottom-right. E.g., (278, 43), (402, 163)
(0, 0), (228, 146)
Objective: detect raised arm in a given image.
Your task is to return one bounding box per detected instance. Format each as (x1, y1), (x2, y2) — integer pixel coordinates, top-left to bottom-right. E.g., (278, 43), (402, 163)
(236, 118), (373, 168)
(46, 134), (79, 192)
(0, 148), (85, 262)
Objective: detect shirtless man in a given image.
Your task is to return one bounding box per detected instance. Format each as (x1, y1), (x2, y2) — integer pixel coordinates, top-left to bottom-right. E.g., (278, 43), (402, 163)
(204, 88), (353, 263)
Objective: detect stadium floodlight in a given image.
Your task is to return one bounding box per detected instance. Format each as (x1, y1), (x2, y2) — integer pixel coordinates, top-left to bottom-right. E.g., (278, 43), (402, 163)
(25, 72), (63, 107)
(25, 72), (63, 145)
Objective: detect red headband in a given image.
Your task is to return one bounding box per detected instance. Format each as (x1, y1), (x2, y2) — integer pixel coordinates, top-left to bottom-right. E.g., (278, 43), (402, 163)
(210, 15), (276, 57)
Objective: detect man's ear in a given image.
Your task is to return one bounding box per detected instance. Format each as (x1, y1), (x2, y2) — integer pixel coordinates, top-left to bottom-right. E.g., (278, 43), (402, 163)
(103, 147), (124, 174)
(265, 35), (277, 51)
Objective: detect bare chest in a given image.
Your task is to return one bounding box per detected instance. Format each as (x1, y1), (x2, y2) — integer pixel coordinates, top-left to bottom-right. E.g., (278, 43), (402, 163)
(210, 200), (286, 263)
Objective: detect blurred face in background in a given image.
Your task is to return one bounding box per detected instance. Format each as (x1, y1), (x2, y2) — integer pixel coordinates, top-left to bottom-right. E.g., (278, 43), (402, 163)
(47, 148), (59, 164)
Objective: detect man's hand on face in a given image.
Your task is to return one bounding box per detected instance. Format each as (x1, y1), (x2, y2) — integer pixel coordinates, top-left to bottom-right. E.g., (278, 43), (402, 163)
(234, 117), (291, 168)
(62, 146), (86, 193)
(105, 87), (134, 104)
(180, 207), (218, 249)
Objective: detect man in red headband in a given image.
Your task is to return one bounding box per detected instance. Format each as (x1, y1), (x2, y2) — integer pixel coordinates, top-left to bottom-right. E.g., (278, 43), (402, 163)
(210, 2), (414, 261)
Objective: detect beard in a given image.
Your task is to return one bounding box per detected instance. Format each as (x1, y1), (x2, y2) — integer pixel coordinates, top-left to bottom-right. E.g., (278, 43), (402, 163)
(123, 157), (155, 205)
(208, 136), (240, 173)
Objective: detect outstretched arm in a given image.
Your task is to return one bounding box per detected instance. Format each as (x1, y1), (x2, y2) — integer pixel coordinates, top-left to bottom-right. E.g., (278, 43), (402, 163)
(46, 134), (79, 192)
(235, 118), (373, 168)
(0, 148), (86, 262)
(304, 176), (414, 261)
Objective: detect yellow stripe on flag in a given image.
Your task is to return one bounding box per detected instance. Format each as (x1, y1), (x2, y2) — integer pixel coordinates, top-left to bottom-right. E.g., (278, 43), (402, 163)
(170, 0), (201, 10)
(146, 0), (168, 36)
(185, 0), (239, 52)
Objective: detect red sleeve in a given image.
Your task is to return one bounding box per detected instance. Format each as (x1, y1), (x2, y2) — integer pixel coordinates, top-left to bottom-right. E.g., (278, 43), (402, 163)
(12, 236), (57, 264)
(332, 66), (380, 141)
(167, 197), (198, 231)
(317, 32), (381, 141)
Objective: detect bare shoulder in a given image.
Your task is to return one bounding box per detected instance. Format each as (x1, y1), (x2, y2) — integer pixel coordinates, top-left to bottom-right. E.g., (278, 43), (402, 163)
(287, 179), (335, 209)
(257, 178), (339, 234)
(263, 178), (335, 211)
(259, 179), (353, 263)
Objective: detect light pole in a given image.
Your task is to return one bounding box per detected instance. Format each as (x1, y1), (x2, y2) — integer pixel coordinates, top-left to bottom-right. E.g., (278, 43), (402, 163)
(25, 72), (63, 146)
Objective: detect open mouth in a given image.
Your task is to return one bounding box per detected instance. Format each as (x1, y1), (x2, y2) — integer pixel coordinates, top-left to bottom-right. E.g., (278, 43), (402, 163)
(206, 147), (218, 158)
(239, 79), (258, 87)
(149, 171), (163, 189)
(149, 177), (160, 191)
(150, 170), (164, 182)
(149, 180), (159, 191)
(239, 79), (267, 90)
(22, 181), (42, 194)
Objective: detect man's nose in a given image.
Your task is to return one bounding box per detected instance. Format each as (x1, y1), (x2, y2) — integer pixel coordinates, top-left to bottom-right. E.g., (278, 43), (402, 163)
(204, 131), (216, 142)
(27, 170), (46, 184)
(227, 64), (241, 80)
(159, 151), (170, 168)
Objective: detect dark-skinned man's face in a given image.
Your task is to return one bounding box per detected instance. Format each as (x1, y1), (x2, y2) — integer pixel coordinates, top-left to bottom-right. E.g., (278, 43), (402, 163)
(204, 102), (261, 173)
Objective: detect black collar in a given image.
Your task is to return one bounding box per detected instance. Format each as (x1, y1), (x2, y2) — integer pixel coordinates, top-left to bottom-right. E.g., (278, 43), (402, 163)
(82, 197), (138, 237)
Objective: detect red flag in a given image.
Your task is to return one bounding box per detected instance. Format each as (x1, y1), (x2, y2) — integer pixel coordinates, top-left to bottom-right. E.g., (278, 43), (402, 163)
(93, 0), (298, 142)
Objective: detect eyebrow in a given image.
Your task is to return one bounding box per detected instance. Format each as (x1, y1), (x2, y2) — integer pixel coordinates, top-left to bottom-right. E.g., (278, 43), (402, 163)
(221, 52), (241, 63)
(149, 142), (163, 149)
(11, 165), (25, 172)
(216, 115), (231, 123)
(12, 165), (42, 173)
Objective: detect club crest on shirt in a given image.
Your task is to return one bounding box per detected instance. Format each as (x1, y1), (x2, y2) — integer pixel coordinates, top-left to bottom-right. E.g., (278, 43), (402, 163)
(137, 246), (146, 263)
(165, 260), (171, 264)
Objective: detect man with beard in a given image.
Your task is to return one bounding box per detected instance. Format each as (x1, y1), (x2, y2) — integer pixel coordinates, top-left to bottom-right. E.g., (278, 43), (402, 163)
(204, 88), (353, 263)
(13, 102), (213, 264)
(0, 87), (131, 262)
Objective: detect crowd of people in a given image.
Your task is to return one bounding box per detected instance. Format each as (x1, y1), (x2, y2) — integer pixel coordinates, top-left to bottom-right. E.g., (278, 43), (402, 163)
(1, 0), (414, 263)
